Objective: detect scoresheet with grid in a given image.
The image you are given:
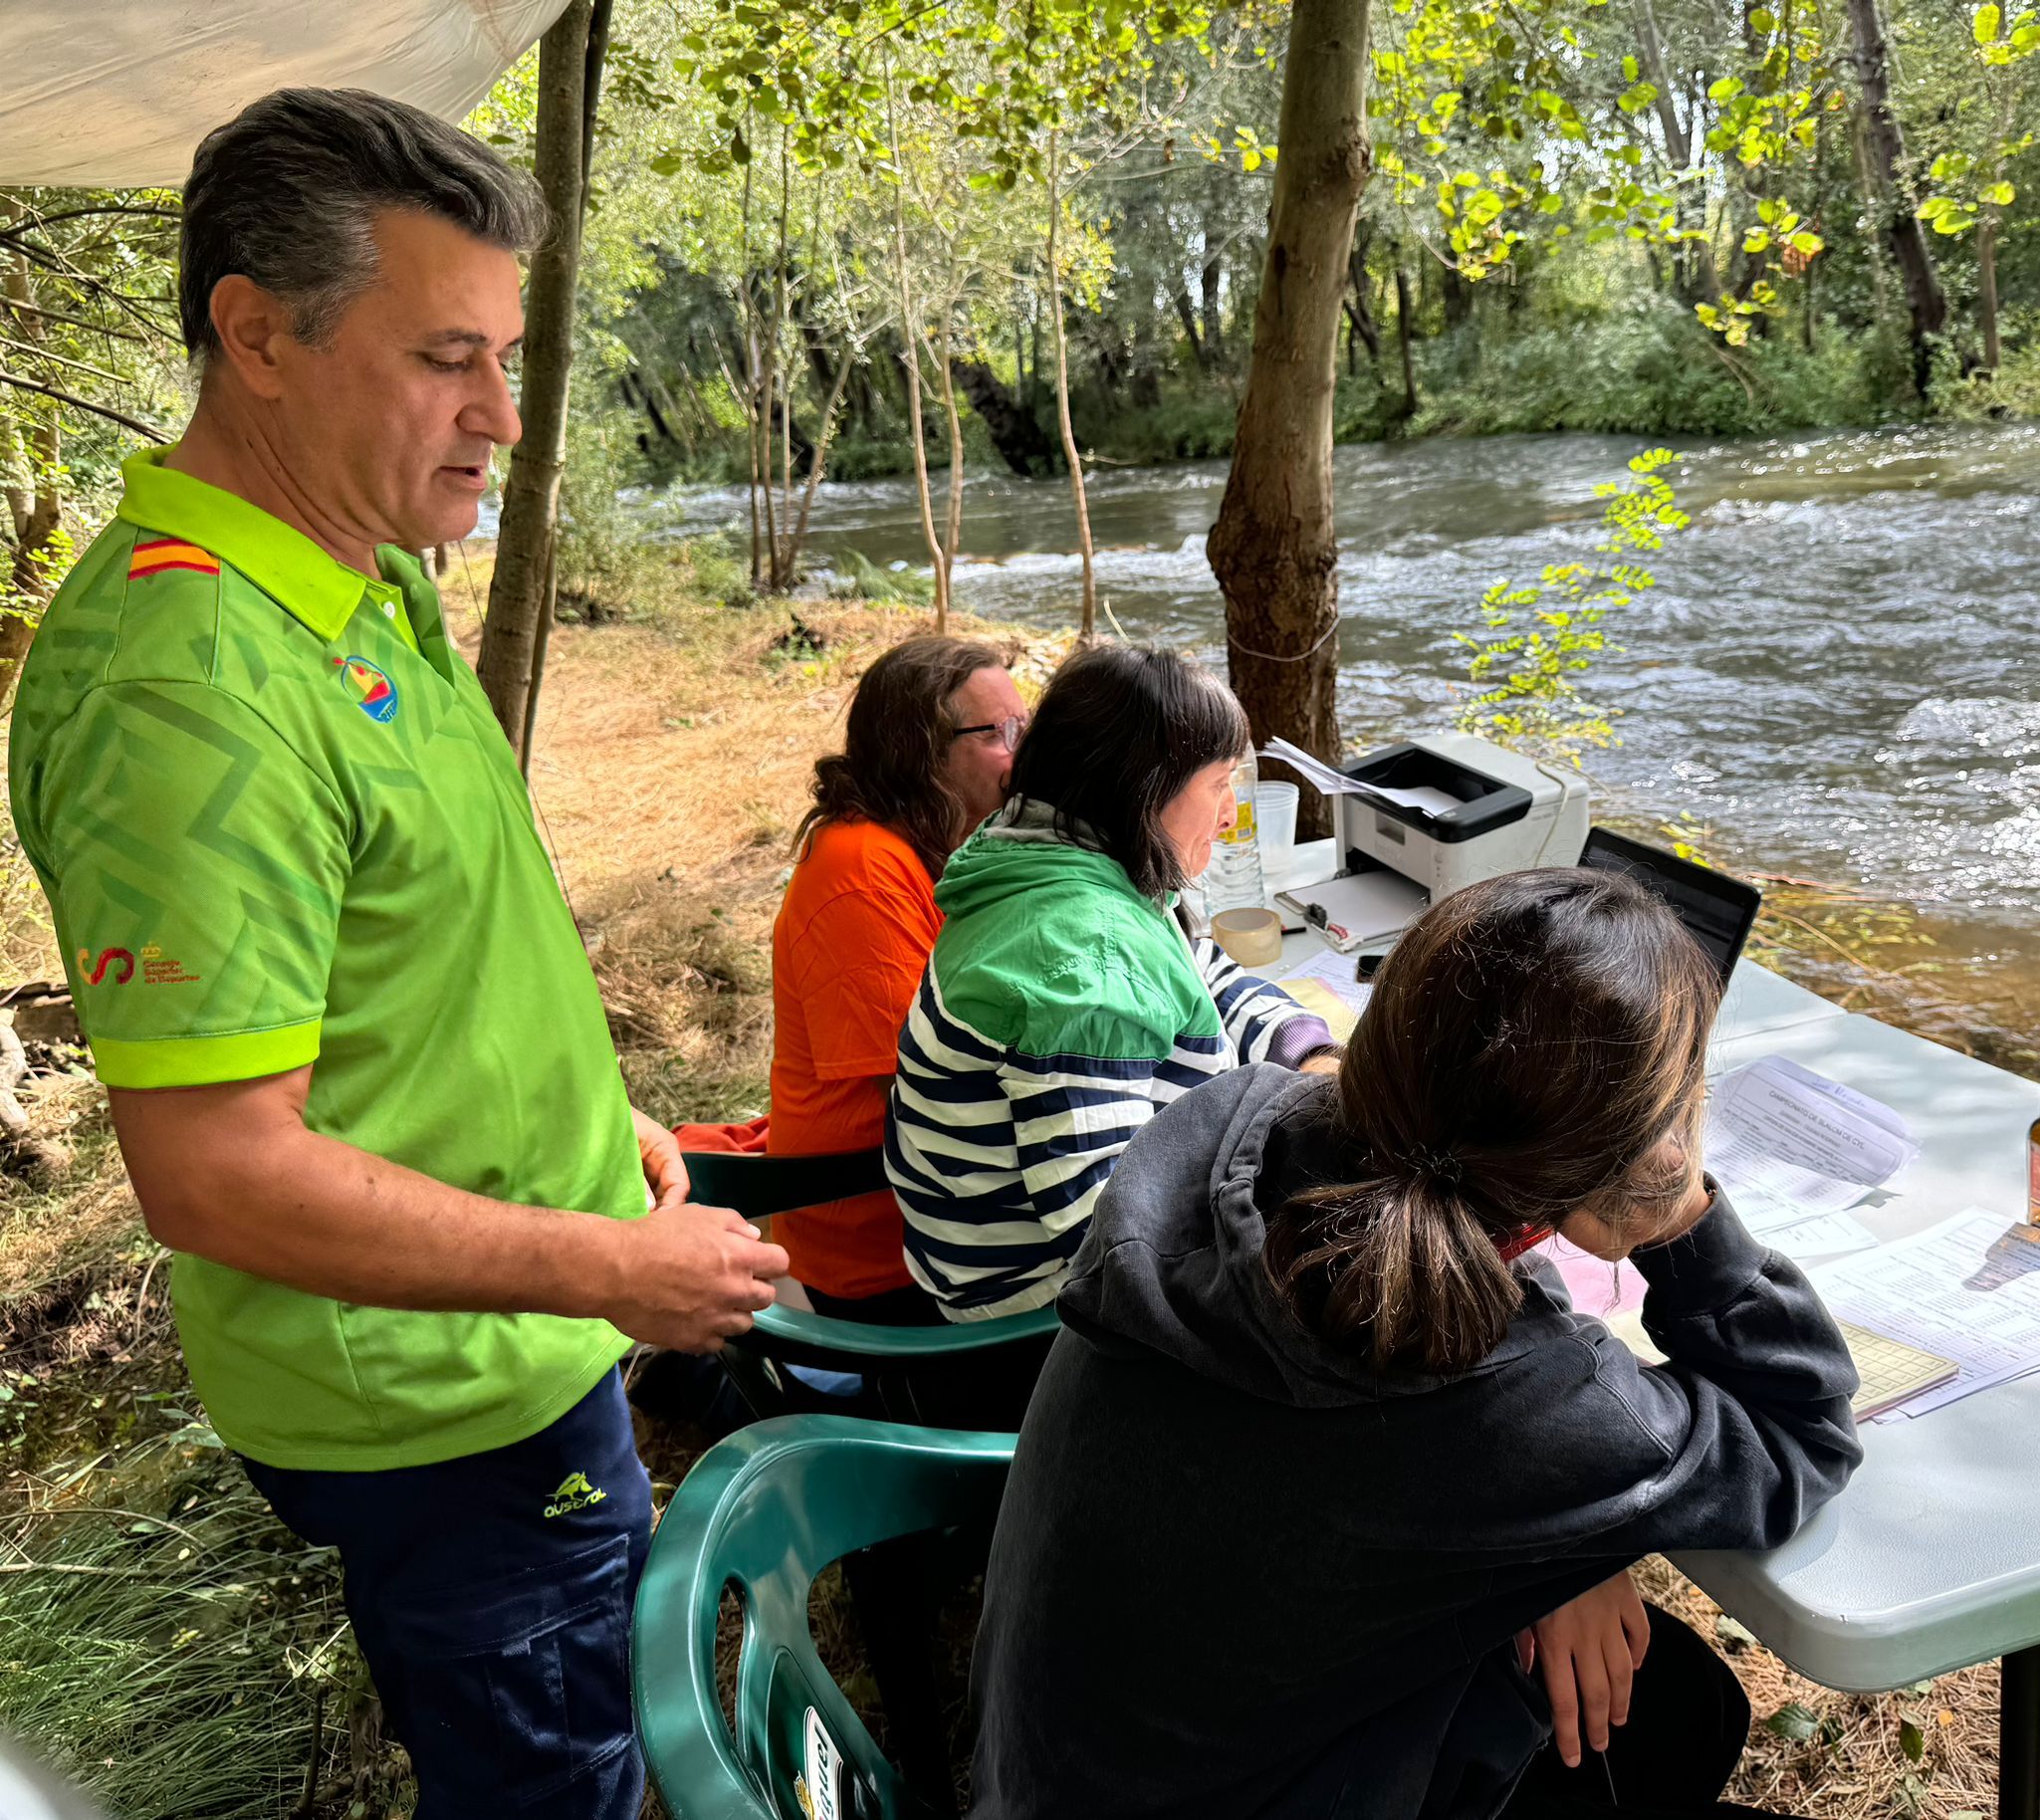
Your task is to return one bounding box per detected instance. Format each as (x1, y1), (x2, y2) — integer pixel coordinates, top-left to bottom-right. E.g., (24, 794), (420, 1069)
(1839, 1320), (1958, 1419)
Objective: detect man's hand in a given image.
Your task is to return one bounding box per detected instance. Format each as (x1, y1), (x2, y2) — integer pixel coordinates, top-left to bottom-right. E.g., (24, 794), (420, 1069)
(1297, 1049), (1344, 1076)
(601, 1199), (790, 1354)
(1515, 1569), (1651, 1767)
(631, 1106), (690, 1208)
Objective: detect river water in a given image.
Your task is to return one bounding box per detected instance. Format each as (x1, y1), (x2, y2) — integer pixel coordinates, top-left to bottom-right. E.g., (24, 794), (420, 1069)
(654, 423), (2040, 985)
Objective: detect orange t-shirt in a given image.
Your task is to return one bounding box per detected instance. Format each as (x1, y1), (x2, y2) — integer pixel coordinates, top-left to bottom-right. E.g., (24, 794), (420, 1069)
(769, 817), (942, 1298)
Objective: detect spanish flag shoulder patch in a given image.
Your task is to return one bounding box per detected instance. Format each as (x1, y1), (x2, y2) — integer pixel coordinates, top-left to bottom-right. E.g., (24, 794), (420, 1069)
(128, 537), (222, 582)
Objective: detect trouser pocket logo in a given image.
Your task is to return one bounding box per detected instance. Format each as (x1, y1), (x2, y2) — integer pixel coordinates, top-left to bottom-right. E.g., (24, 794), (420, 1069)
(544, 1472), (608, 1518)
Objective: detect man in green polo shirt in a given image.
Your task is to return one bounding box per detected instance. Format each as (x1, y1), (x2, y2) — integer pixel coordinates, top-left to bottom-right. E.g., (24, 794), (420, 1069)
(7, 89), (788, 1817)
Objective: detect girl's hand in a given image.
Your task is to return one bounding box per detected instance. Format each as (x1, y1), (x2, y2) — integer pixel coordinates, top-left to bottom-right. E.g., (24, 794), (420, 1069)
(1513, 1569), (1652, 1767)
(1559, 1134), (1712, 1261)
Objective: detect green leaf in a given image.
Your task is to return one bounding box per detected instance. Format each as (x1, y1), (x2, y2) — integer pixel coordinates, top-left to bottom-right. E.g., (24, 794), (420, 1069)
(1900, 1717), (1927, 1763)
(1623, 54), (1640, 79)
(1981, 180), (2016, 204)
(1708, 75), (1745, 101)
(1763, 1702), (1822, 1743)
(1787, 230), (1824, 255)
(1975, 4), (2003, 42)
(1749, 5), (1778, 26)
(1538, 192), (1566, 213)
(1742, 228), (1772, 252)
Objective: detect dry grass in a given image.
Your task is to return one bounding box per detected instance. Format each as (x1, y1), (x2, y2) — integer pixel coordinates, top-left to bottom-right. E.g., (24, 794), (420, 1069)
(1637, 1558), (2004, 1820)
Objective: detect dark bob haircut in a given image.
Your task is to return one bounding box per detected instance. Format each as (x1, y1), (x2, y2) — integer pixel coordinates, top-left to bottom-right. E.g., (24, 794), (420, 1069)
(1008, 643), (1250, 899)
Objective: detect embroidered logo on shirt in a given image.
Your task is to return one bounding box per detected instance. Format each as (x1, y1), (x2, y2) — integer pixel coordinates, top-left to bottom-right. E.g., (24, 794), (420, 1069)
(334, 655), (399, 724)
(136, 942), (201, 987)
(544, 1472), (608, 1518)
(79, 946), (134, 986)
(127, 538), (221, 581)
(79, 943), (202, 988)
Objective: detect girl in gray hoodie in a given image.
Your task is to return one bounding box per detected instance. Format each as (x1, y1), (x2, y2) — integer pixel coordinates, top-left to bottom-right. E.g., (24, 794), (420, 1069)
(970, 867), (1862, 1820)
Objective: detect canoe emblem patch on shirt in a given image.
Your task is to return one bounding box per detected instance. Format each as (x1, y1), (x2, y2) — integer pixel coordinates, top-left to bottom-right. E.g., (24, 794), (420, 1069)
(127, 538), (221, 582)
(334, 655), (399, 724)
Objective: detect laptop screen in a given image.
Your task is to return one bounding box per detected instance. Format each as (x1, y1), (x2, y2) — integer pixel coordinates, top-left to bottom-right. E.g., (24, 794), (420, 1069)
(1576, 827), (1762, 986)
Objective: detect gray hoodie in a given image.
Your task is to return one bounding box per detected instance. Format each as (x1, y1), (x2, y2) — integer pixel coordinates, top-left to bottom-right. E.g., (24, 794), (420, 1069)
(969, 1065), (1862, 1820)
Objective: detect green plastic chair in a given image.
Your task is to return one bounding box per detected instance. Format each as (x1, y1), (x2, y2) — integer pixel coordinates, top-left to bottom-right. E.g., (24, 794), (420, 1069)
(632, 1414), (1016, 1820)
(677, 1146), (1061, 1421)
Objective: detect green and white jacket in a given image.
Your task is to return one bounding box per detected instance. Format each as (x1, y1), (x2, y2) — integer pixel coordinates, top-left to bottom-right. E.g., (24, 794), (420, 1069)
(885, 802), (1334, 1319)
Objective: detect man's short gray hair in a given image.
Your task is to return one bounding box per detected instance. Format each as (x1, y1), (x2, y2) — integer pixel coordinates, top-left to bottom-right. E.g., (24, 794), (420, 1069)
(180, 88), (549, 361)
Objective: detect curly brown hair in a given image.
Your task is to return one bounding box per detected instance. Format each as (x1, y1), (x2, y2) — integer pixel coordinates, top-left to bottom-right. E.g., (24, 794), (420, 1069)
(793, 635), (1007, 879)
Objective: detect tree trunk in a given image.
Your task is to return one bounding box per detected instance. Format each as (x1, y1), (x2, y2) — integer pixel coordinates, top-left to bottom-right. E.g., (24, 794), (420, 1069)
(764, 137), (793, 590)
(886, 67), (948, 630)
(1392, 266), (1419, 424)
(932, 306), (966, 610)
(952, 358), (1056, 476)
(1, 217), (61, 717)
(1045, 135), (1098, 643)
(1441, 263), (1472, 330)
(1202, 250), (1225, 360)
(1173, 287), (1209, 369)
(1346, 239), (1382, 362)
(784, 350), (855, 572)
(1843, 0), (1947, 392)
(1978, 210), (2001, 374)
(477, 0), (602, 758)
(1631, 0), (1718, 302)
(1206, 0), (1371, 839)
(1849, 104), (1897, 322)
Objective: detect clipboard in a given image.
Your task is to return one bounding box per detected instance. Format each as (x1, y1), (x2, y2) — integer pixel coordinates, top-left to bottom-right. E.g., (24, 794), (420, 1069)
(1273, 870), (1428, 954)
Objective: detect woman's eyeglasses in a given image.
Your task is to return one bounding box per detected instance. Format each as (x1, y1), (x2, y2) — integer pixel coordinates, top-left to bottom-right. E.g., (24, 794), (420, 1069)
(951, 715), (1027, 752)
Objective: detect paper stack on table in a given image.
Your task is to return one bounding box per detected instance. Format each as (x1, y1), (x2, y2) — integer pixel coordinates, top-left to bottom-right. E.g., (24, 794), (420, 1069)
(1267, 947), (1373, 1041)
(1704, 1055), (1918, 1260)
(1808, 1210), (2040, 1418)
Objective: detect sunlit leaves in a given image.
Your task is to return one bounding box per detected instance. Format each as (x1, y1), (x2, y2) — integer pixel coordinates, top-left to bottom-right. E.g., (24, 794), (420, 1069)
(1910, 3), (2037, 236)
(1456, 450), (1687, 765)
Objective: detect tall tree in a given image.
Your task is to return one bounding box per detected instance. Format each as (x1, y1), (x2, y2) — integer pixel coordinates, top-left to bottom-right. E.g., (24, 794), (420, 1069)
(477, 0), (611, 762)
(1206, 0), (1371, 834)
(1045, 134), (1099, 642)
(1845, 0), (1950, 389)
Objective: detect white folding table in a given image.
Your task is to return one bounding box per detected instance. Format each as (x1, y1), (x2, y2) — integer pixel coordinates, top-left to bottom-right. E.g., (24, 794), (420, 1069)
(1262, 844), (2040, 1817)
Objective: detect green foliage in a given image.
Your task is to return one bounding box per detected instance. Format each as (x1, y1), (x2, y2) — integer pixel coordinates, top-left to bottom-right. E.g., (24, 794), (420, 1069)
(1913, 5), (2038, 240)
(1405, 302), (1908, 436)
(1453, 447), (1687, 763)
(827, 546), (936, 601)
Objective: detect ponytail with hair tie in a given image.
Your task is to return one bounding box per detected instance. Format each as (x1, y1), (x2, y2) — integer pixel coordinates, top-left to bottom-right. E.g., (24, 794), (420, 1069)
(1261, 864), (1719, 1374)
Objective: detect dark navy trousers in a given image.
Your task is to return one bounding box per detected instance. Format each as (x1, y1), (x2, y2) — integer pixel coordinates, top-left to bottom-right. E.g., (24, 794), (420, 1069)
(241, 1369), (652, 1819)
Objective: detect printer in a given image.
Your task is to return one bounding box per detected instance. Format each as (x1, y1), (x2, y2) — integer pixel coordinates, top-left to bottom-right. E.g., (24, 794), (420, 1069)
(1276, 732), (1591, 950)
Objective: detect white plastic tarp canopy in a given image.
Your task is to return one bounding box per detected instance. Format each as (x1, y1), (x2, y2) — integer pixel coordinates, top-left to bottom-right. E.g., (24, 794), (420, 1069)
(0, 1), (574, 187)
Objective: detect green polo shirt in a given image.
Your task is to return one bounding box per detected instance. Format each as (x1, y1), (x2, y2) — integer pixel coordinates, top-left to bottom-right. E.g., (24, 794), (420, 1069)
(8, 447), (639, 1472)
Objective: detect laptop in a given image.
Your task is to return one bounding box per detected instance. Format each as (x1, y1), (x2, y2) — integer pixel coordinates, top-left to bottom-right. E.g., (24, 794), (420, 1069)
(1576, 826), (1762, 988)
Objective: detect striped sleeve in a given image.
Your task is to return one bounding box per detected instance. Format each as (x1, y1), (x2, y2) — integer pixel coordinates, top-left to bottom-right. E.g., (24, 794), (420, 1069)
(1193, 936), (1337, 1067)
(886, 969), (1183, 1320)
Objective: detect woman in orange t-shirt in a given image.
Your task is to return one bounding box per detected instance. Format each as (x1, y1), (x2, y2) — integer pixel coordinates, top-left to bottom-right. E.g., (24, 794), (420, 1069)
(770, 635), (1028, 1320)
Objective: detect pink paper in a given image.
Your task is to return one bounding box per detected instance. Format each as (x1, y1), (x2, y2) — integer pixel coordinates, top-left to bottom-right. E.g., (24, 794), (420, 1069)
(1532, 1234), (1648, 1319)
